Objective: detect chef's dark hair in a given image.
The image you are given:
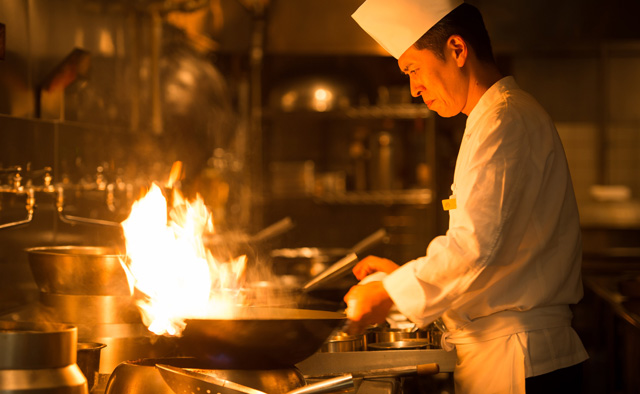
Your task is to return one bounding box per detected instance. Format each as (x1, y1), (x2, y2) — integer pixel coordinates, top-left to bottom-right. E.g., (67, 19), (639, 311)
(414, 3), (495, 64)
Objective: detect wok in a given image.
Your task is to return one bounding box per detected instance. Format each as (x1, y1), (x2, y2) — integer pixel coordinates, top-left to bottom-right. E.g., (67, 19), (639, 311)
(179, 307), (346, 369)
(157, 364), (353, 394)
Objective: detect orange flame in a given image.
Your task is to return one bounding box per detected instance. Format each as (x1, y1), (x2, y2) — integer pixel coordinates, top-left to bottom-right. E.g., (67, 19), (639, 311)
(120, 182), (247, 336)
(166, 161), (183, 188)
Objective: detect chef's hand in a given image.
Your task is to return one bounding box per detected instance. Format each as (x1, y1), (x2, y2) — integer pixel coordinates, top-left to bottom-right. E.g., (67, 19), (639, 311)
(352, 255), (399, 280)
(343, 281), (394, 335)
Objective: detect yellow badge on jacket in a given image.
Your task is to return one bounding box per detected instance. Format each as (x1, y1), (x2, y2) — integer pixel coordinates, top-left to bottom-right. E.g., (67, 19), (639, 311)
(442, 196), (457, 211)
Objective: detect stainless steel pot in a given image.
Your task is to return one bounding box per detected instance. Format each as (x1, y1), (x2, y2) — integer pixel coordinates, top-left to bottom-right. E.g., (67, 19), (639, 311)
(0, 321), (78, 369)
(366, 323), (442, 348)
(26, 246), (129, 296)
(39, 293), (140, 324)
(321, 332), (365, 353)
(366, 326), (426, 344)
(0, 321), (87, 394)
(367, 339), (433, 351)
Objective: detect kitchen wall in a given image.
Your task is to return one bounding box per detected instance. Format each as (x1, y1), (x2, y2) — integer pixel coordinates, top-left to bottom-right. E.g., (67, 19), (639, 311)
(3, 0), (640, 211)
(508, 48), (640, 204)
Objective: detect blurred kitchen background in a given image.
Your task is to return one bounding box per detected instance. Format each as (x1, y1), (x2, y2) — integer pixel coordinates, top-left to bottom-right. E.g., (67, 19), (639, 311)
(1, 0), (639, 392)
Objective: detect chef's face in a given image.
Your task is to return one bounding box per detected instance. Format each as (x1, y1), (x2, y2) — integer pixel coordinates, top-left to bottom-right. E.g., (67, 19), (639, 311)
(398, 39), (468, 117)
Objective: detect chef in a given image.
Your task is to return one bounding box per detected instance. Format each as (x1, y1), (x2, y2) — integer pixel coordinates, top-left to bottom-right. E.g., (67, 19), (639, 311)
(344, 1), (589, 393)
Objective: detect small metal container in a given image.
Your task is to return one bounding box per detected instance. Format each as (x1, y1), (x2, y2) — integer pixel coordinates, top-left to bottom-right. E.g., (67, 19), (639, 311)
(77, 342), (106, 393)
(321, 332), (365, 353)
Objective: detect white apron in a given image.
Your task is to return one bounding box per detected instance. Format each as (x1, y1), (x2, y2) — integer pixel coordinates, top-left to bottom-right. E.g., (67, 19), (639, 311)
(442, 305), (583, 393)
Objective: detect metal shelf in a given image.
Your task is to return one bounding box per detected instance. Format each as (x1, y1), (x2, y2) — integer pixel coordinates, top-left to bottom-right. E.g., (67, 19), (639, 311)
(313, 189), (433, 206)
(265, 104), (432, 120)
(341, 104), (432, 119)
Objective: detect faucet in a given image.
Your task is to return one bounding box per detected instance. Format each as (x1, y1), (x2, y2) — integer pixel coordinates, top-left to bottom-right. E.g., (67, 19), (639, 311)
(0, 166), (53, 229)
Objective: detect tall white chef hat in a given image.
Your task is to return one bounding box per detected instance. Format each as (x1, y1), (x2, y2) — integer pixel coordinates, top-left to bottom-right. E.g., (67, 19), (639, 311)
(352, 0), (464, 59)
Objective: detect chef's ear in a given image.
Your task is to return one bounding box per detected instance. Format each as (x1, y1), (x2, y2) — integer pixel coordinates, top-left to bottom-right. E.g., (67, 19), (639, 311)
(447, 35), (468, 67)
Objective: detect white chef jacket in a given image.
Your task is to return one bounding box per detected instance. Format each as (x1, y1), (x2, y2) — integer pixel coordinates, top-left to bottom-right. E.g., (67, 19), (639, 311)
(382, 76), (589, 393)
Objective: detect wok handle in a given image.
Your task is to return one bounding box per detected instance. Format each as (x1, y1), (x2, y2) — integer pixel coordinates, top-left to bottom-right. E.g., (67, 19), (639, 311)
(416, 363), (440, 375)
(302, 253), (359, 292)
(372, 363), (439, 376)
(350, 228), (387, 255)
(250, 217), (294, 242)
(308, 363), (441, 380)
(286, 374), (353, 394)
(362, 363), (440, 378)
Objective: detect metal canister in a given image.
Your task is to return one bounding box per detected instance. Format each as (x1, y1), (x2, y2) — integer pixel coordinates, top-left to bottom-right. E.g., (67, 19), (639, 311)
(369, 125), (401, 191)
(77, 342), (106, 393)
(0, 321), (88, 393)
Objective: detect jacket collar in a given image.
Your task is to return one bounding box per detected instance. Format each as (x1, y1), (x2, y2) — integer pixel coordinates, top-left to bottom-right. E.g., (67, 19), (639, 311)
(465, 76), (518, 137)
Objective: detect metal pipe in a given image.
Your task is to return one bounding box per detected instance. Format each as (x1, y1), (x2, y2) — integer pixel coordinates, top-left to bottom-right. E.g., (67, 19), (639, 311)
(0, 188), (34, 230)
(55, 186), (122, 228)
(57, 213), (122, 228)
(0, 211), (34, 229)
(150, 9), (163, 135)
(1, 166), (123, 229)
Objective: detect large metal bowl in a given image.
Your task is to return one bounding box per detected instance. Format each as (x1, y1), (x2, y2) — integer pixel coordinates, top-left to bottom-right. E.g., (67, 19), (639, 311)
(105, 358), (202, 394)
(26, 246), (130, 296)
(180, 307), (346, 369)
